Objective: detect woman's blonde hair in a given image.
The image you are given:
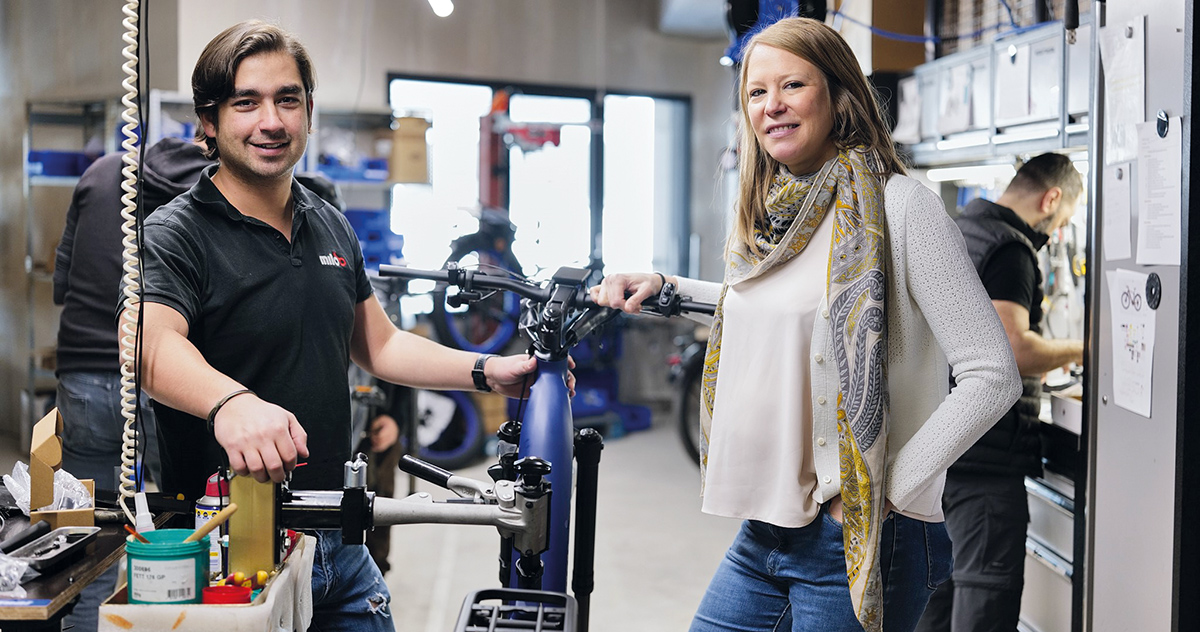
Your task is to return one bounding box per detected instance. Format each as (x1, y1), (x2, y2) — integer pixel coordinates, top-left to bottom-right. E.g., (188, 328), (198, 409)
(731, 17), (907, 252)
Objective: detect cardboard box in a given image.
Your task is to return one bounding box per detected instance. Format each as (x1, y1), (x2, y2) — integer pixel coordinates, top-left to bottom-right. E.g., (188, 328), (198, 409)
(28, 408), (95, 529)
(472, 392), (509, 436)
(388, 117), (430, 184)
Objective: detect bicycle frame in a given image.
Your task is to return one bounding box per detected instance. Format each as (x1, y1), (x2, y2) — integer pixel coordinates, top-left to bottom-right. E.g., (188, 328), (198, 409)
(377, 262), (715, 627)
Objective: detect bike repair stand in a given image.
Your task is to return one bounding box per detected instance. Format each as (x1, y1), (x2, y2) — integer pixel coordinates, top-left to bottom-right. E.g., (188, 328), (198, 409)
(487, 421), (604, 632)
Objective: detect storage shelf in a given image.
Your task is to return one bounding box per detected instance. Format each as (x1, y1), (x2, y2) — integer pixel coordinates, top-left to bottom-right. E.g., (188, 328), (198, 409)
(29, 175), (81, 187)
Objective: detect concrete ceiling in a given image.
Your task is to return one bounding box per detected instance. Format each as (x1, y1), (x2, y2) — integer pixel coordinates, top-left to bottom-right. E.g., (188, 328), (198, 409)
(659, 0), (728, 39)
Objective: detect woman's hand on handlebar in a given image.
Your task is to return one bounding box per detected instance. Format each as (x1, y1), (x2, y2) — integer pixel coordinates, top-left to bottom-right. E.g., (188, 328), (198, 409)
(588, 272), (662, 315)
(485, 354), (577, 398)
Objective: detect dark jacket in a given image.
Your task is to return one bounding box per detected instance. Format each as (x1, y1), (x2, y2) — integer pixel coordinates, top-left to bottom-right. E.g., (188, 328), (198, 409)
(950, 198), (1047, 478)
(54, 138), (212, 373)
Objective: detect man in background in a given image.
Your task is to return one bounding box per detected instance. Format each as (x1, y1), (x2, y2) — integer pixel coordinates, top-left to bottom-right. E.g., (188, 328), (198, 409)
(916, 153), (1084, 632)
(53, 136), (210, 632)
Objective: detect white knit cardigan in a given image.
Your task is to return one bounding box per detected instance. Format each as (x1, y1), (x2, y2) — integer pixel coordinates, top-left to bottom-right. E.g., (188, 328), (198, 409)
(676, 174), (1022, 517)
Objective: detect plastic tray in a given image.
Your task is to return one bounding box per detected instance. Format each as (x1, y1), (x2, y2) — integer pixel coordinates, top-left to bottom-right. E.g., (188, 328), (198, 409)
(8, 525), (100, 573)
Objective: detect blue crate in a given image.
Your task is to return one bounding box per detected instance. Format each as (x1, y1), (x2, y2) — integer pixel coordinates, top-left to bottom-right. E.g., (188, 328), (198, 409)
(28, 150), (95, 177)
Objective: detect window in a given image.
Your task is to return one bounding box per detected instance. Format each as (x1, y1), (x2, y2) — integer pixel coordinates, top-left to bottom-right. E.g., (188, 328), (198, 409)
(387, 74), (691, 288)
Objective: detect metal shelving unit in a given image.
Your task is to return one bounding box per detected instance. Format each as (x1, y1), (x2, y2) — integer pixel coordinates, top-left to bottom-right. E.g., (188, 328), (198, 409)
(21, 99), (119, 446)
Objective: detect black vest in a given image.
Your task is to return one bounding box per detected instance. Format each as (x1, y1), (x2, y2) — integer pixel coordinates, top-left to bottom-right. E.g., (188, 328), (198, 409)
(951, 199), (1046, 478)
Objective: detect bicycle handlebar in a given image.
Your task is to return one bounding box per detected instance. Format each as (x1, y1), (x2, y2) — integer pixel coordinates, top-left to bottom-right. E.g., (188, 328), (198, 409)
(378, 263), (716, 316)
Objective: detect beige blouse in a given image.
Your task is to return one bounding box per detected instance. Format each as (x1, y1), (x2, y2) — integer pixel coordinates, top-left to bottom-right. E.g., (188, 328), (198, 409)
(701, 213), (833, 528)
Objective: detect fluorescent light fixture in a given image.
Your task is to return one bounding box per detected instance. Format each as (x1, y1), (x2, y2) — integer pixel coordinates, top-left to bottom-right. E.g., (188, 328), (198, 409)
(1065, 122), (1089, 135)
(992, 125), (1060, 145)
(428, 0), (453, 17)
(936, 132), (992, 151)
(926, 164), (1016, 183)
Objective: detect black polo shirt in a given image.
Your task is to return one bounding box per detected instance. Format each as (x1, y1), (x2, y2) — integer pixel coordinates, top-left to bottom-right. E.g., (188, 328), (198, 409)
(141, 165), (372, 500)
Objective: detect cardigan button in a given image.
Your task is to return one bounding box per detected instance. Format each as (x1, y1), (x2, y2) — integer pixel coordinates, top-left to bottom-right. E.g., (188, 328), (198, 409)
(823, 476), (832, 484)
(821, 308), (829, 319)
(816, 437), (826, 446)
(817, 396), (827, 405)
(813, 353), (824, 364)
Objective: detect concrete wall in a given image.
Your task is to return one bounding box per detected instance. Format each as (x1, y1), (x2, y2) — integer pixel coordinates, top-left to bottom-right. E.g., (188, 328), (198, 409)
(0, 0), (732, 445)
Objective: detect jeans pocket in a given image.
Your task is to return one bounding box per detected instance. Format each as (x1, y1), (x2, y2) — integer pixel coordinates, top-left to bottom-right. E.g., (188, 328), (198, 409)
(925, 521), (954, 590)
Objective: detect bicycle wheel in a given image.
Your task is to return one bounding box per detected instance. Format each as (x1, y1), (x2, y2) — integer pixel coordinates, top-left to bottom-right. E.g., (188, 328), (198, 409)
(412, 390), (487, 470)
(678, 353), (704, 466)
(431, 247), (523, 355)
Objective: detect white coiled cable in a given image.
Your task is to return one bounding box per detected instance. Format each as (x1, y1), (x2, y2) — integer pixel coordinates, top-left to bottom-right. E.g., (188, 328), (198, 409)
(116, 0), (142, 524)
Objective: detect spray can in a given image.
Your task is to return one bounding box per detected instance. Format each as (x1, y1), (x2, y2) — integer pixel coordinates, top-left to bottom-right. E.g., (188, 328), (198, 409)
(194, 472), (229, 579)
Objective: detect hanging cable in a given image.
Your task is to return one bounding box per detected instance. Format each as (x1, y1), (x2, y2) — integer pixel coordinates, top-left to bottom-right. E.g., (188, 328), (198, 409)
(116, 0), (142, 524)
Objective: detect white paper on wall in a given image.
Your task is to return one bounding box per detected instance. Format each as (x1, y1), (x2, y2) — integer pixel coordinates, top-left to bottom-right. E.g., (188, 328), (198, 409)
(1097, 16), (1146, 166)
(1106, 269), (1156, 418)
(1102, 162), (1132, 261)
(1135, 118), (1182, 266)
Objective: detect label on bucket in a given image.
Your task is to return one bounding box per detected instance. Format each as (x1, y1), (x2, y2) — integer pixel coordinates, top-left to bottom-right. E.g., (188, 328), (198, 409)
(130, 558), (197, 602)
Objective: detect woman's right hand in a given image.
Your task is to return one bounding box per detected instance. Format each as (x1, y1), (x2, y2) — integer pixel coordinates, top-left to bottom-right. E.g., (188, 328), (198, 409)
(588, 272), (663, 314)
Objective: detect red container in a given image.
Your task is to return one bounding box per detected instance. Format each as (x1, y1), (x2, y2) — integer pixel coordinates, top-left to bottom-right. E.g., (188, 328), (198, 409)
(201, 584), (252, 604)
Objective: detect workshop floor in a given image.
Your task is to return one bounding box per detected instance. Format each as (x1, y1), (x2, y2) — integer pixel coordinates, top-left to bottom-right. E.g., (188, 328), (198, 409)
(0, 414), (738, 631)
(384, 416), (738, 631)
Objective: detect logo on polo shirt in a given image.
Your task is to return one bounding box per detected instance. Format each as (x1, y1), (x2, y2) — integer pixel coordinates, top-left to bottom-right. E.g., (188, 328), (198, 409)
(319, 251), (348, 267)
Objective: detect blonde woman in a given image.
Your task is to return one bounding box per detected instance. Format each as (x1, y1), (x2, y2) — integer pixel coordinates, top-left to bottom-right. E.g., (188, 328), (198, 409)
(590, 17), (1020, 632)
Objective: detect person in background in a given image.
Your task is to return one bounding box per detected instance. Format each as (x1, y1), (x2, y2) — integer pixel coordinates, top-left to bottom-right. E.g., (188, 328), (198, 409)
(53, 136), (210, 632)
(915, 153), (1084, 632)
(589, 17), (1020, 632)
(132, 20), (547, 628)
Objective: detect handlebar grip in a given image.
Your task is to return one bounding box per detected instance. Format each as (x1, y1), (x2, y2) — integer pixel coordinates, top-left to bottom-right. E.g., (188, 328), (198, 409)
(398, 454), (454, 489)
(678, 300), (716, 316)
(378, 264), (450, 283)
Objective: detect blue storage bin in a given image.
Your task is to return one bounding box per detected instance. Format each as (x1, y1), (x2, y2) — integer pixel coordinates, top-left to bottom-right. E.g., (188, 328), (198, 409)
(28, 150), (92, 176)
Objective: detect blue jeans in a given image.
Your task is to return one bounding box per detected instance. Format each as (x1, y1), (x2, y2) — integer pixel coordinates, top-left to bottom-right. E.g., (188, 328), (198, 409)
(309, 530), (394, 631)
(58, 371), (161, 632)
(691, 505), (953, 632)
(57, 371), (162, 493)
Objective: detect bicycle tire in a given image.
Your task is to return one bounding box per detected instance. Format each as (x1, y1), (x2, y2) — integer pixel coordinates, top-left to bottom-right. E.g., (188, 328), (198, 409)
(678, 352), (704, 466)
(431, 245), (524, 355)
(411, 390), (487, 470)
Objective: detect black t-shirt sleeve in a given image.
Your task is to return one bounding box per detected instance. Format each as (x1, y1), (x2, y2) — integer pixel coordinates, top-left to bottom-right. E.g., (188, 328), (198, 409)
(139, 216), (206, 325)
(979, 242), (1038, 309)
(339, 213), (373, 304)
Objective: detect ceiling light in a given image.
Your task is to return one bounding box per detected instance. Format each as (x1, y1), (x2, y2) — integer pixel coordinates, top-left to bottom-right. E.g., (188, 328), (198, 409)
(428, 0), (454, 17)
(992, 125), (1060, 145)
(936, 132), (991, 151)
(926, 164), (1016, 183)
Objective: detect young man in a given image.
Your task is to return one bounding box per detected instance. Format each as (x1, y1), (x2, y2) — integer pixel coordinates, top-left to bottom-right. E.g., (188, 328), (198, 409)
(134, 20), (545, 627)
(915, 153), (1084, 632)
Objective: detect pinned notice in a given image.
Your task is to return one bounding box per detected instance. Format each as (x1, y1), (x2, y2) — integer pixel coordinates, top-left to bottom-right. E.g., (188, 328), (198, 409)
(1106, 269), (1156, 418)
(1135, 117), (1182, 266)
(1098, 16), (1145, 166)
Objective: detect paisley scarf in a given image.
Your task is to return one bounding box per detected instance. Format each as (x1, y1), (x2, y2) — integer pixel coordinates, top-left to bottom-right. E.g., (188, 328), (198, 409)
(699, 148), (889, 631)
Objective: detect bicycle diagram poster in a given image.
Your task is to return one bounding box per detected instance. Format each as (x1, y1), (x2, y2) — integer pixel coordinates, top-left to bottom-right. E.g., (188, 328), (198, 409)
(1106, 269), (1156, 417)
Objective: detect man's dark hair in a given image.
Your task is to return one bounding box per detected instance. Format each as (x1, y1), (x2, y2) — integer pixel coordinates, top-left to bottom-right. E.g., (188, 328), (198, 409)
(191, 20), (316, 160)
(1007, 153), (1083, 203)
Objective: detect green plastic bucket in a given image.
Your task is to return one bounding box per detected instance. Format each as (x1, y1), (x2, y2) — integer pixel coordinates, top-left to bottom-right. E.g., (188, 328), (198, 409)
(126, 528), (208, 604)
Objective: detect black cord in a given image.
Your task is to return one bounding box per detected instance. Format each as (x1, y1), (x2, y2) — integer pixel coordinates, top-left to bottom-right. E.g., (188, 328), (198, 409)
(132, 0), (150, 492)
(513, 346), (535, 424)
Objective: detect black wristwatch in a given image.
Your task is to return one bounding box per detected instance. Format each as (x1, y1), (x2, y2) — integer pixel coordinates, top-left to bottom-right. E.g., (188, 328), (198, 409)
(473, 354), (497, 392)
